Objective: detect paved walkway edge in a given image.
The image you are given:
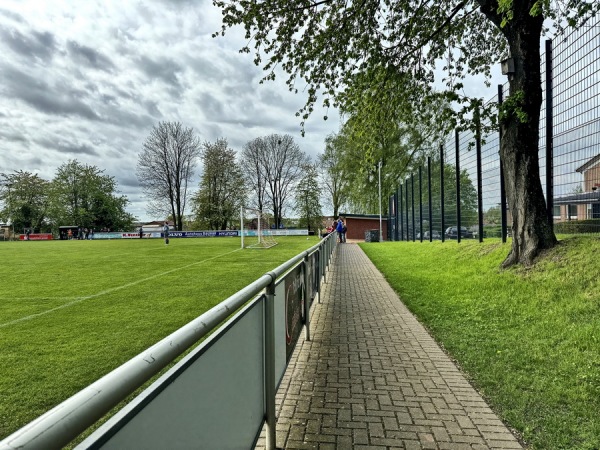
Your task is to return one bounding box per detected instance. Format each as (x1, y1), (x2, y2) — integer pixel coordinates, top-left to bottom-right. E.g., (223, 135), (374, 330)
(256, 243), (522, 450)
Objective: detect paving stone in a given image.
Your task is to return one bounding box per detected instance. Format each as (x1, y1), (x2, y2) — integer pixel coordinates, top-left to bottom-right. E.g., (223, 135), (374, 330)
(254, 244), (522, 450)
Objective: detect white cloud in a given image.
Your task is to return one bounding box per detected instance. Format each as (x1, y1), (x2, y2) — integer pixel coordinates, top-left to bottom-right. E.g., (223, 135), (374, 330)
(0, 0), (340, 221)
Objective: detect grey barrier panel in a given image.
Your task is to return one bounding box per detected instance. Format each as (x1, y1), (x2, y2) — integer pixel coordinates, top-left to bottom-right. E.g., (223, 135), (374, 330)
(274, 281), (287, 385)
(283, 264), (304, 362)
(79, 298), (265, 450)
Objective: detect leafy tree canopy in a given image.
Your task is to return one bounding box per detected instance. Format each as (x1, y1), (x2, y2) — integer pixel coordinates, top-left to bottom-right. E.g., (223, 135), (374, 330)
(215, 0), (599, 266)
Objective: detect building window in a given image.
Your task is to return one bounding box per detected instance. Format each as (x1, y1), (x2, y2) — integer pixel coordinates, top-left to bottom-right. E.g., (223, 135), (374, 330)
(553, 205), (561, 218)
(568, 204), (578, 219)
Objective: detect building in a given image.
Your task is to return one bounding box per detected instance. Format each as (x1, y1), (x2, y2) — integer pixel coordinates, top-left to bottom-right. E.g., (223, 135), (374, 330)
(553, 154), (600, 221)
(340, 213), (388, 241)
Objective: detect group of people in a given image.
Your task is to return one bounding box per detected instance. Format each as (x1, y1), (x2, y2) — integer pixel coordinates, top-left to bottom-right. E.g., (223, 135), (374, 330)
(325, 217), (347, 243)
(61, 227), (93, 240)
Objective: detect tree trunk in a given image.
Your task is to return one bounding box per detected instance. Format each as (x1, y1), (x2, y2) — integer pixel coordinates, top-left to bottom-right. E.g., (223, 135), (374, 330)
(480, 1), (557, 267)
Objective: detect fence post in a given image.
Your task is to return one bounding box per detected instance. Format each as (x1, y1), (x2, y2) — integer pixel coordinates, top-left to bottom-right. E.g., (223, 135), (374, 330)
(405, 179), (410, 241)
(455, 129), (462, 243)
(399, 185), (404, 241)
(475, 105), (484, 242)
(419, 166), (423, 242)
(264, 274), (277, 450)
(303, 254), (310, 342)
(545, 38), (554, 232)
(440, 144), (446, 242)
(394, 191), (399, 241)
(498, 84), (508, 243)
(428, 157), (433, 241)
(411, 173), (416, 241)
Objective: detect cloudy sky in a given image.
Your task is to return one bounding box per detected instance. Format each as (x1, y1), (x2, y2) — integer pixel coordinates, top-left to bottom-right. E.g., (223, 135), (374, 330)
(0, 1), (341, 222)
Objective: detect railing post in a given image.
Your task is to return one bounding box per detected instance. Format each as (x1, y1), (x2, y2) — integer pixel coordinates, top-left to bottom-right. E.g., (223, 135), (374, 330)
(303, 254), (311, 341)
(264, 274), (277, 450)
(321, 242), (326, 285)
(316, 249), (321, 303)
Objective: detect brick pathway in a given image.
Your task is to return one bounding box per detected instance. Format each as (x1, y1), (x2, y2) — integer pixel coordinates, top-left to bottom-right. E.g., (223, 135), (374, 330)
(256, 243), (523, 450)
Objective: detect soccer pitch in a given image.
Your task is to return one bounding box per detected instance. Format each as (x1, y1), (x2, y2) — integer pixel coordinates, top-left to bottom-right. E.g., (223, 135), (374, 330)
(0, 236), (318, 440)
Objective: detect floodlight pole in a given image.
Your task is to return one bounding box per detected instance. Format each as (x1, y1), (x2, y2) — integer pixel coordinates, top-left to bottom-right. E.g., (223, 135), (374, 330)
(378, 161), (383, 242)
(5, 183), (14, 240)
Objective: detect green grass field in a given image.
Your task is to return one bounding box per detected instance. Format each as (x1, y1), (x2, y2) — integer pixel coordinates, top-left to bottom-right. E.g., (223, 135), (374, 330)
(360, 237), (600, 449)
(0, 236), (318, 440)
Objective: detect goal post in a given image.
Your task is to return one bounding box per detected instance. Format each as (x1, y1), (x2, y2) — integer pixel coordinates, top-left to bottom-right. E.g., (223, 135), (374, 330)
(240, 207), (278, 249)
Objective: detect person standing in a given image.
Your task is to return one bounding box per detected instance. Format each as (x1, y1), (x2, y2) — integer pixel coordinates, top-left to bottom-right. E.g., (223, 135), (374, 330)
(163, 221), (170, 245)
(341, 220), (347, 243)
(139, 225), (143, 239)
(336, 218), (344, 243)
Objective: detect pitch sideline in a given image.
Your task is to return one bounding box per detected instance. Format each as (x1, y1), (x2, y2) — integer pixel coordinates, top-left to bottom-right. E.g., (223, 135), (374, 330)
(0, 248), (243, 329)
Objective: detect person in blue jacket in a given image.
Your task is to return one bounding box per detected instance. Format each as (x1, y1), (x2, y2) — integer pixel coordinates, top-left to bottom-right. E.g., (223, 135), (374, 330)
(336, 218), (344, 243)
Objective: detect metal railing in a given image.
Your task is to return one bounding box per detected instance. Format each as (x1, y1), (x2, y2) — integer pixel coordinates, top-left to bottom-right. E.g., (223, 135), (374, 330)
(0, 233), (337, 450)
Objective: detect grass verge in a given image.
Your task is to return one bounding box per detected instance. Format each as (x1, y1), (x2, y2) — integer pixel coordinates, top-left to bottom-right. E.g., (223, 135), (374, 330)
(360, 237), (600, 450)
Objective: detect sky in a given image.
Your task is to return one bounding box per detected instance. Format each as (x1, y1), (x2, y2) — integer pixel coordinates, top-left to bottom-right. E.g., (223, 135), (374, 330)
(0, 1), (341, 222)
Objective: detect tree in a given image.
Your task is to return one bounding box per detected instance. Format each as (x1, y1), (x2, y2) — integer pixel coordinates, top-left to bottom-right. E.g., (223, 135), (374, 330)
(295, 163), (322, 233)
(423, 160), (479, 228)
(241, 137), (269, 214)
(137, 121), (201, 231)
(0, 171), (50, 232)
(319, 134), (348, 219)
(241, 134), (309, 228)
(215, 1), (599, 266)
(484, 205), (502, 225)
(49, 160), (134, 231)
(192, 138), (246, 230)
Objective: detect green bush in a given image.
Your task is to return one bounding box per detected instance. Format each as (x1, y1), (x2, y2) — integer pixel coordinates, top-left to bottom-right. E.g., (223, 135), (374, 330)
(554, 219), (600, 234)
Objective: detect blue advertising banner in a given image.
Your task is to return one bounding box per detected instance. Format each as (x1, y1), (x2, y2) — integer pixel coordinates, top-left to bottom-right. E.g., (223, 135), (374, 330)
(92, 230), (239, 240)
(167, 231), (239, 238)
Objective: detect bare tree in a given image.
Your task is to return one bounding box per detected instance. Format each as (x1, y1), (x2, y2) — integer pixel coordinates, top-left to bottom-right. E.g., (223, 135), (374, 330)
(137, 122), (201, 230)
(241, 137), (268, 214)
(264, 134), (310, 228)
(241, 134), (309, 228)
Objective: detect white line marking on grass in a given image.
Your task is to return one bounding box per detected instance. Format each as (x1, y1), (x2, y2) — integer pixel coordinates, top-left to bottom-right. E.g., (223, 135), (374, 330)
(0, 248), (243, 329)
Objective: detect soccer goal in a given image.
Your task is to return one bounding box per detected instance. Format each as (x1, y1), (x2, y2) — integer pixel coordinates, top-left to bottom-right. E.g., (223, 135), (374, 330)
(240, 208), (278, 249)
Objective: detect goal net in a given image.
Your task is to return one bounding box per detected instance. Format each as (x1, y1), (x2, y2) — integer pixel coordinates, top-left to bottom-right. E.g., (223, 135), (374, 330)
(241, 208), (278, 249)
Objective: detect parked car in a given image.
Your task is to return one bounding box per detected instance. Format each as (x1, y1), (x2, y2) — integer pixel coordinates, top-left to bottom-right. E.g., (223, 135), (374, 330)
(423, 230), (441, 240)
(445, 226), (473, 239)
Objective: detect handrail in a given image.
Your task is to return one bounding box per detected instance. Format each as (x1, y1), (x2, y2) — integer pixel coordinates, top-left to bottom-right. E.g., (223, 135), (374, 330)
(0, 234), (336, 450)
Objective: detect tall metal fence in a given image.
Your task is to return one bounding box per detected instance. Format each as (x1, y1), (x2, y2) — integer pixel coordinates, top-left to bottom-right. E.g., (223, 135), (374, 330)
(389, 17), (600, 242)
